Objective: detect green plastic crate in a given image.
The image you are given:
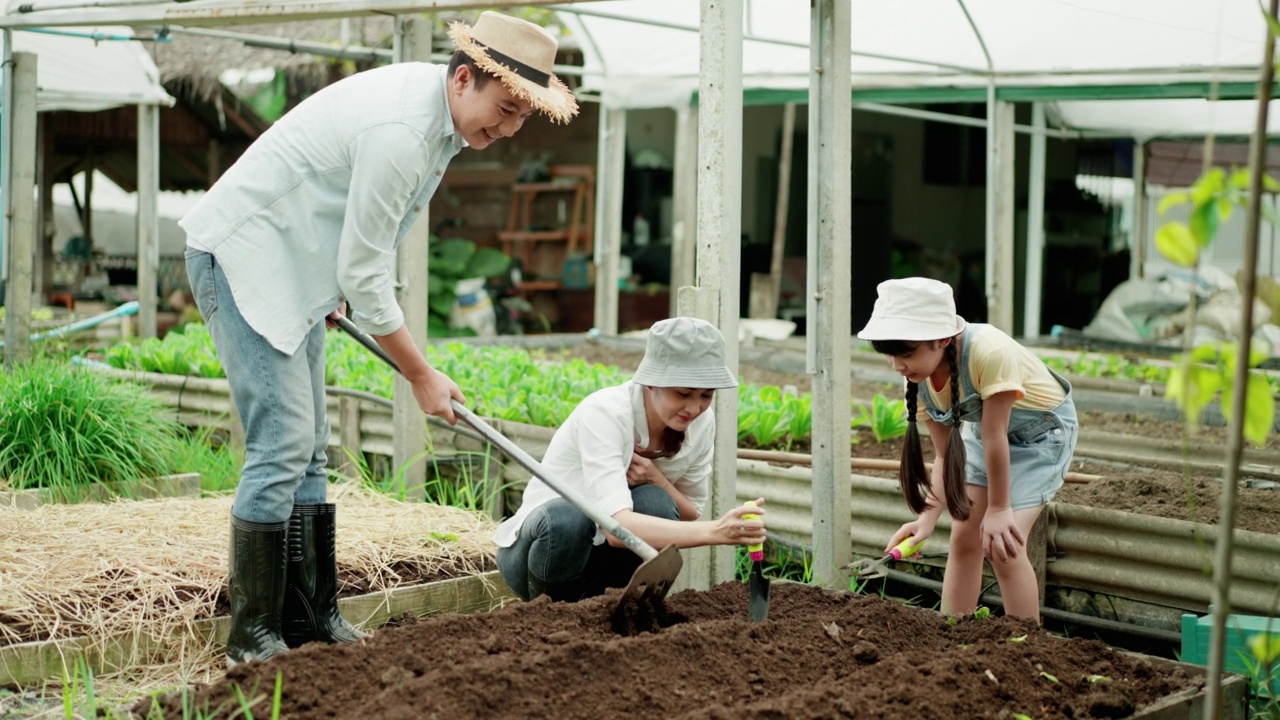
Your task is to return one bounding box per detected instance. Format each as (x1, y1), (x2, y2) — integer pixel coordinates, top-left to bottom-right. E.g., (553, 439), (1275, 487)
(1182, 612), (1280, 697)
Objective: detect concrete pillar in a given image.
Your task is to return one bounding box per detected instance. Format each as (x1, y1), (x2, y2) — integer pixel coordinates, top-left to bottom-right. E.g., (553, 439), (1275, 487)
(137, 104), (160, 338)
(807, 0), (853, 590)
(3, 51), (37, 366)
(593, 107), (625, 334)
(391, 15), (434, 500)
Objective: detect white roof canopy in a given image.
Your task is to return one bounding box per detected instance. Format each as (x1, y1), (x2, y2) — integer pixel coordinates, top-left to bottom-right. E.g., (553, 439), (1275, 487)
(555, 0), (1268, 116)
(1, 27), (173, 111)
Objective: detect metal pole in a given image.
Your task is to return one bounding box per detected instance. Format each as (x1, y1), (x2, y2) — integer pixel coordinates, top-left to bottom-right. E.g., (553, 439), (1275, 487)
(1023, 102), (1047, 339)
(391, 15), (432, 501)
(3, 51), (37, 366)
(807, 0), (852, 590)
(991, 100), (1016, 333)
(136, 103), (159, 338)
(592, 106), (624, 334)
(668, 103), (697, 317)
(1131, 142), (1148, 280)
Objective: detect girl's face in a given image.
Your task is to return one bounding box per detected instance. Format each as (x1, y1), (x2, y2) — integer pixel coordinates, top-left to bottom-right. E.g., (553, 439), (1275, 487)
(647, 387), (715, 431)
(883, 339), (950, 384)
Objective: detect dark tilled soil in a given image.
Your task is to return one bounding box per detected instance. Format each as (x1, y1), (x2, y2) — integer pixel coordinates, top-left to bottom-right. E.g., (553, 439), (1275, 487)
(140, 582), (1197, 720)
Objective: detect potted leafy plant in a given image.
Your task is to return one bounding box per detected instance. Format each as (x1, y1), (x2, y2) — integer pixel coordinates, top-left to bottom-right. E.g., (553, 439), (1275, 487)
(428, 236), (512, 337)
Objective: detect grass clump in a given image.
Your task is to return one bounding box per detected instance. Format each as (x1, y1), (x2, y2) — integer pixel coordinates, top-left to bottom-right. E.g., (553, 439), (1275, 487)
(0, 359), (183, 493)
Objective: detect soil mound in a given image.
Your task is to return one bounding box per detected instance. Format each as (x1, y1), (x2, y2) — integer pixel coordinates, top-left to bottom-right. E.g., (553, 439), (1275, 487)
(141, 583), (1196, 719)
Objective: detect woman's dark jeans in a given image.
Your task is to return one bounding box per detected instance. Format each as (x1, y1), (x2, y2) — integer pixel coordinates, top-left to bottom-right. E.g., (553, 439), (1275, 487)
(497, 484), (679, 601)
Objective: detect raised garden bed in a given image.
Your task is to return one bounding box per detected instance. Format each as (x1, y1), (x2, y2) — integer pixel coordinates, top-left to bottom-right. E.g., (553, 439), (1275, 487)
(141, 582), (1248, 720)
(0, 473), (200, 509)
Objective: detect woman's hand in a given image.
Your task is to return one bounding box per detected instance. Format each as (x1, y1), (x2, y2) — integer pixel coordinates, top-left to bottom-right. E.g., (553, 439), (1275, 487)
(626, 450), (665, 489)
(982, 507), (1024, 563)
(885, 512), (940, 553)
(712, 498), (767, 546)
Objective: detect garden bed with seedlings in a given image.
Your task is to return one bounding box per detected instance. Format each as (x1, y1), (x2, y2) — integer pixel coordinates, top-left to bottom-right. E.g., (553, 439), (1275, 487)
(140, 582), (1239, 720)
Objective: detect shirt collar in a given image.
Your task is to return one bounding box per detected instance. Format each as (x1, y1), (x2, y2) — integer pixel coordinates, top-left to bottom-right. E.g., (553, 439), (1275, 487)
(436, 64), (468, 150)
(628, 381), (650, 448)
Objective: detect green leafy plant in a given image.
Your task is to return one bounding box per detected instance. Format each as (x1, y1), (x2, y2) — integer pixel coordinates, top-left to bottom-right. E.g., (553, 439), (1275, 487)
(0, 359), (183, 495)
(853, 393), (909, 443)
(1155, 168), (1279, 446)
(1166, 341), (1275, 446)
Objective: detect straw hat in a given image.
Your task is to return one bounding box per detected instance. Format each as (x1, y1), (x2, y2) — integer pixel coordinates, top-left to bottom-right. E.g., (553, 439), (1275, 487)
(857, 277), (968, 341)
(448, 11), (579, 124)
(632, 317), (738, 390)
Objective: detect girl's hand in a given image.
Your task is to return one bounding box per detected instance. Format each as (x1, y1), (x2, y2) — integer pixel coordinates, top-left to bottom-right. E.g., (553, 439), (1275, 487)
(886, 515), (938, 553)
(982, 507), (1024, 563)
(627, 451), (662, 488)
(713, 498), (767, 546)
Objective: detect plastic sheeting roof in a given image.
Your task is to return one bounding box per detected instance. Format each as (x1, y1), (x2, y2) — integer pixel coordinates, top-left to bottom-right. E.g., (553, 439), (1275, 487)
(1050, 99), (1280, 141)
(1, 28), (174, 111)
(556, 0), (1270, 138)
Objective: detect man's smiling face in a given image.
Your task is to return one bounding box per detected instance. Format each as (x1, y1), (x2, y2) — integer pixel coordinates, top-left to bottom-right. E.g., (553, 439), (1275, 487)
(448, 64), (535, 150)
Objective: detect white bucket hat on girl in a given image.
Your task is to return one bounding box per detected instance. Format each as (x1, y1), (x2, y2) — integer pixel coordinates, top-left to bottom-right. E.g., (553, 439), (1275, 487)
(857, 277), (968, 341)
(448, 12), (579, 124)
(632, 317), (738, 390)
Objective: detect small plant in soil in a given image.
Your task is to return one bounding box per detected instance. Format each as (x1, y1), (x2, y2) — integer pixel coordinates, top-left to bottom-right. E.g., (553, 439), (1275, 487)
(853, 392), (910, 443)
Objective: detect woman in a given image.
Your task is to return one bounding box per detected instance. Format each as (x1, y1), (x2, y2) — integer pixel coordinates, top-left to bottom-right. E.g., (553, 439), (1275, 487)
(495, 316), (767, 601)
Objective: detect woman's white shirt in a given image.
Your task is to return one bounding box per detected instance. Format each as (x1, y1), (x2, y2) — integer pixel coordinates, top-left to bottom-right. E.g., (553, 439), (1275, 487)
(493, 382), (715, 548)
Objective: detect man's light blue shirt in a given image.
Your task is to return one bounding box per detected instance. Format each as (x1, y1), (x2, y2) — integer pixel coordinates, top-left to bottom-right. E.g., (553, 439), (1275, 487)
(181, 63), (465, 354)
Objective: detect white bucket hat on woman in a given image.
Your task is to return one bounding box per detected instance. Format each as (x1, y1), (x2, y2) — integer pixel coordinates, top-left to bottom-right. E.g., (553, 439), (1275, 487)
(448, 11), (579, 124)
(857, 277), (967, 341)
(632, 317), (738, 390)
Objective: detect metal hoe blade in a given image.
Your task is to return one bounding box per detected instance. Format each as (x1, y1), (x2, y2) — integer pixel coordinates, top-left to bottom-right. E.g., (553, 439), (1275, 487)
(622, 545), (684, 605)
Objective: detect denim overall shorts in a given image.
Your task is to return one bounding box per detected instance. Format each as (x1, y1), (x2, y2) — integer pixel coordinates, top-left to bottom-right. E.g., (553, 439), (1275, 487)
(919, 325), (1078, 510)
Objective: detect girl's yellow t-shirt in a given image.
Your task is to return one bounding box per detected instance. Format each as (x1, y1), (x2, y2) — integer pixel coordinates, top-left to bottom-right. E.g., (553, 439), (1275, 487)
(919, 324), (1065, 420)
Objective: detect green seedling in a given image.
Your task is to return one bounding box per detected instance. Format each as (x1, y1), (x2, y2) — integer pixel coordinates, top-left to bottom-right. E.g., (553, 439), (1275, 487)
(1040, 672), (1059, 684)
(1009, 634), (1028, 643)
(1087, 674), (1112, 683)
(973, 606), (991, 620)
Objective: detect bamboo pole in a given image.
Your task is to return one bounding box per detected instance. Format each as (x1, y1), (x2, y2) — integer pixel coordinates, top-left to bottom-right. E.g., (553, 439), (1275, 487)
(1204, 1), (1276, 716)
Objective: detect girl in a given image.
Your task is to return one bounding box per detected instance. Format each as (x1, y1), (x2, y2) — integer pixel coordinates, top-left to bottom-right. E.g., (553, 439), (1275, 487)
(495, 316), (766, 601)
(857, 277), (1077, 621)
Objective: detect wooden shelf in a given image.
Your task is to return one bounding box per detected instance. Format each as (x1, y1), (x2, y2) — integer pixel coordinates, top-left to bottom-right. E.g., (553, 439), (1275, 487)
(501, 164), (594, 280)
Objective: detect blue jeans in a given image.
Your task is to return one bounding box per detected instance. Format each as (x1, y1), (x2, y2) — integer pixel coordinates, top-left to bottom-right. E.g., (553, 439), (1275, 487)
(497, 484), (679, 602)
(186, 249), (329, 523)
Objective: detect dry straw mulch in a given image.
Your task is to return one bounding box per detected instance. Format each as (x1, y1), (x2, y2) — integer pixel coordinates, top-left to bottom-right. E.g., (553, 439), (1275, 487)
(0, 487), (498, 702)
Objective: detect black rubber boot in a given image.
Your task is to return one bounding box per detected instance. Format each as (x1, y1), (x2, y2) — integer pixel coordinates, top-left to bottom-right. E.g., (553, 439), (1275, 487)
(282, 503), (370, 648)
(226, 516), (290, 666)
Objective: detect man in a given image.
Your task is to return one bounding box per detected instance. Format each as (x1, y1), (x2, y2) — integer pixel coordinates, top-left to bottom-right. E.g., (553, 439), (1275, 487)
(180, 12), (578, 665)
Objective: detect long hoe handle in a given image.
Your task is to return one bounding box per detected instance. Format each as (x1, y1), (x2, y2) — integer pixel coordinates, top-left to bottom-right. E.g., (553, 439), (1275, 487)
(333, 315), (659, 563)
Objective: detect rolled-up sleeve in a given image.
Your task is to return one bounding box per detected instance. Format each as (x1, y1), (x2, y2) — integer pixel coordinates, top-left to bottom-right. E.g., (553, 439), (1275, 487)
(574, 403), (634, 517)
(337, 122), (433, 337)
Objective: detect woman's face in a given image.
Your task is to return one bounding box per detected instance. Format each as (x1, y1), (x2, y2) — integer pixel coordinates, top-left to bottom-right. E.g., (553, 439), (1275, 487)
(647, 387), (715, 431)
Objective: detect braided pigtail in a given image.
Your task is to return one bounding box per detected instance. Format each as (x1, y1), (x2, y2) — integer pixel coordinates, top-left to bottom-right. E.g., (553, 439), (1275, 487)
(943, 341), (972, 520)
(899, 381), (930, 514)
